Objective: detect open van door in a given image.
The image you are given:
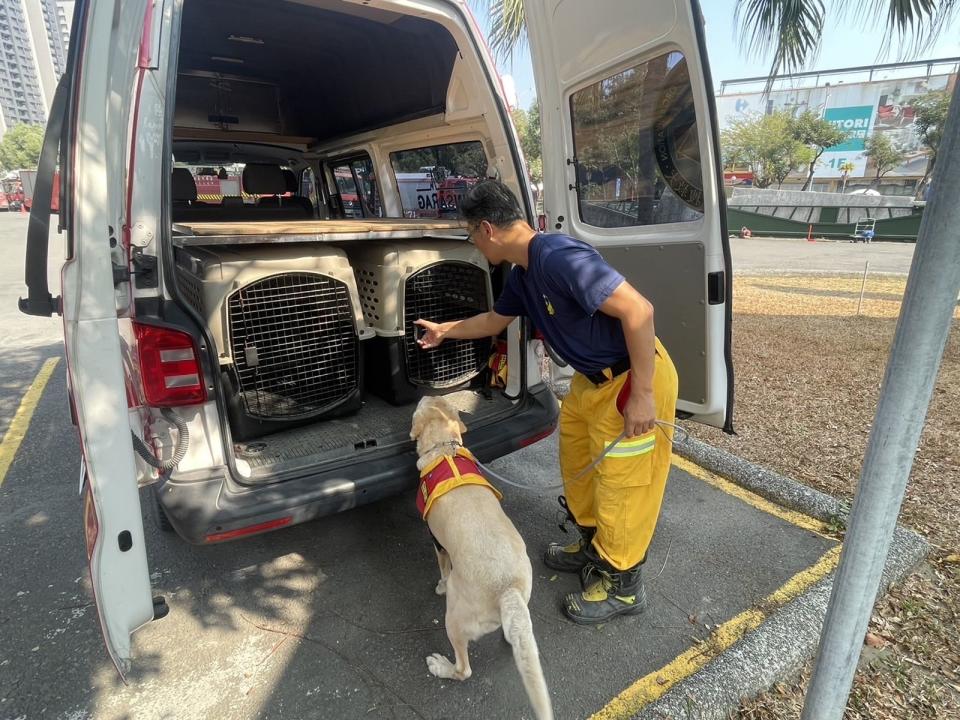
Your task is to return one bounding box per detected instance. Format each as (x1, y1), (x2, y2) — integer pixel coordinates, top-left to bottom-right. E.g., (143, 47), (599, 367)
(523, 0), (733, 430)
(21, 0), (160, 677)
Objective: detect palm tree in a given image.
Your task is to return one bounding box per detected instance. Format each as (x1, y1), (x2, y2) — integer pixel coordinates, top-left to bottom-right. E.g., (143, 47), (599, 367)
(838, 160), (855, 193)
(473, 0), (958, 82)
(475, 0), (526, 61)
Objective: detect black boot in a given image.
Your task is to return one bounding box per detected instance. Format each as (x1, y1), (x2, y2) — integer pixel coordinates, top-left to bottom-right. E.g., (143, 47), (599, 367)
(543, 496), (595, 573)
(562, 561), (647, 625)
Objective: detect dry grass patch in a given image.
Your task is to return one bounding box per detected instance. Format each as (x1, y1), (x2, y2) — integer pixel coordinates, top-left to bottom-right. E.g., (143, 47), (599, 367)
(686, 273), (960, 719)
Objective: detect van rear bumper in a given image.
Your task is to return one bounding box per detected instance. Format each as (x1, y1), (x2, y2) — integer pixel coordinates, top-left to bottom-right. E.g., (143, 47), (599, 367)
(155, 384), (559, 544)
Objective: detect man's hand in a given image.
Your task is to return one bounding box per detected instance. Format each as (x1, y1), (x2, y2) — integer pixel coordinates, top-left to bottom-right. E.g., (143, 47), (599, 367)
(622, 388), (656, 438)
(414, 319), (447, 349)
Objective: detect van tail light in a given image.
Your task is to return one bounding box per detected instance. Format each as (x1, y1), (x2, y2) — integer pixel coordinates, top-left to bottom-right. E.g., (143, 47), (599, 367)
(134, 322), (206, 406)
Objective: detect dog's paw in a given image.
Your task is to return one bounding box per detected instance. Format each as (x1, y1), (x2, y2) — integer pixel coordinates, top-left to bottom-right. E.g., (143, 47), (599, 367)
(426, 654), (471, 681)
(435, 579), (447, 595)
(426, 653), (456, 679)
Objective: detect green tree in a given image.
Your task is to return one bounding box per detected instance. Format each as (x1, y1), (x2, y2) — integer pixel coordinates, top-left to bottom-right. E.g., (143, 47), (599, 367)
(722, 111), (812, 189)
(0, 123), (45, 172)
(863, 133), (906, 185)
(511, 102), (542, 183)
(789, 111), (848, 190)
(913, 90), (952, 186)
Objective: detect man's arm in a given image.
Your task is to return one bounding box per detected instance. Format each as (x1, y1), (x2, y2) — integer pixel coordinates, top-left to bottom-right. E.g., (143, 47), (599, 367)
(414, 311), (515, 349)
(598, 281), (656, 438)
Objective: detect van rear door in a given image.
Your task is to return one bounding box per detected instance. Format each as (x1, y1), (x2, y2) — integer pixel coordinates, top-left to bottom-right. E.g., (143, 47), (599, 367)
(523, 0), (733, 429)
(36, 0), (159, 677)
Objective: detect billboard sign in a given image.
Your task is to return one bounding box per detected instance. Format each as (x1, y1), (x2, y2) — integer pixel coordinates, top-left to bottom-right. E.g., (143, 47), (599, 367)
(716, 71), (957, 180)
(824, 106), (874, 151)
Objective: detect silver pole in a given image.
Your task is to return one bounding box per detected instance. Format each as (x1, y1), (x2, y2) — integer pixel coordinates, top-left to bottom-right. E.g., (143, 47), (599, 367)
(802, 80), (960, 719)
(856, 260), (869, 316)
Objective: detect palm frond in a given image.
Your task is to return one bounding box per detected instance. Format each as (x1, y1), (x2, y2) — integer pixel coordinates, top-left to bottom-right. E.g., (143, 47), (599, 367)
(473, 0), (527, 61)
(735, 0), (826, 92)
(848, 0), (959, 58)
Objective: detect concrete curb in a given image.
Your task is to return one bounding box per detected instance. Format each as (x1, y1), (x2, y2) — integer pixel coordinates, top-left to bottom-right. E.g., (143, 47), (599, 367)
(636, 438), (930, 720)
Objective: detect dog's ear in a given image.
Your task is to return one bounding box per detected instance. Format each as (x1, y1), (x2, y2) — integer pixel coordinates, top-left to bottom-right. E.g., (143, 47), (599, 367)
(410, 406), (426, 440)
(411, 398), (442, 440)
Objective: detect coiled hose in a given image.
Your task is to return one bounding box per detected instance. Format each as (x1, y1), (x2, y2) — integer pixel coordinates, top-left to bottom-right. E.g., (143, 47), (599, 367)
(131, 407), (189, 474)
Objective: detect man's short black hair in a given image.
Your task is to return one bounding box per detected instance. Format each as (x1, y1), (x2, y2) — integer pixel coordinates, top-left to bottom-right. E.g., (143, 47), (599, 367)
(460, 180), (524, 226)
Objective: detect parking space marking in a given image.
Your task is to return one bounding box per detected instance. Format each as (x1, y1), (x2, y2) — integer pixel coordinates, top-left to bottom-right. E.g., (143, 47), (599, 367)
(671, 455), (834, 538)
(585, 455), (842, 718)
(590, 545), (841, 720)
(0, 357), (60, 489)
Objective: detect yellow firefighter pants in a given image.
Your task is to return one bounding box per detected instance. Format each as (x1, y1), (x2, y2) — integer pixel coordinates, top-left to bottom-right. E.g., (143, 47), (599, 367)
(558, 337), (679, 571)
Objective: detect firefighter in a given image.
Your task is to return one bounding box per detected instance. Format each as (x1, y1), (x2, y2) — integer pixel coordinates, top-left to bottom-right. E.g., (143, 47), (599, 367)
(415, 180), (679, 625)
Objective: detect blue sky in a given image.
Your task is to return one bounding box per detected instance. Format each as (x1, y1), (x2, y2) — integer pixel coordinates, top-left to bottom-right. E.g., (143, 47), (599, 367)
(475, 0), (960, 109)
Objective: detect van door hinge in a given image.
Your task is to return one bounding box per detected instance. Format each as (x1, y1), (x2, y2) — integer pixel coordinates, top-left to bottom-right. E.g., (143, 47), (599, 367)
(132, 251), (158, 289)
(113, 252), (159, 289)
(129, 221), (154, 248)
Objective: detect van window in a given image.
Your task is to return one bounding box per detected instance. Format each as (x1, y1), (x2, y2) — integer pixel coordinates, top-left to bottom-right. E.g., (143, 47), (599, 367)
(174, 162), (309, 206)
(390, 141), (486, 218)
(570, 51), (704, 228)
(330, 156), (382, 218)
(174, 164), (245, 204)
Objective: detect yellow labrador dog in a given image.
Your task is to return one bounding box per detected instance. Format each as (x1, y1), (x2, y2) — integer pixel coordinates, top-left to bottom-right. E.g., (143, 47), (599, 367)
(410, 396), (553, 720)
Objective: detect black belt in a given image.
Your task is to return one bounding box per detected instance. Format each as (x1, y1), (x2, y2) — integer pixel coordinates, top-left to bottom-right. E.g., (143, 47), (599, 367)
(584, 357), (631, 385)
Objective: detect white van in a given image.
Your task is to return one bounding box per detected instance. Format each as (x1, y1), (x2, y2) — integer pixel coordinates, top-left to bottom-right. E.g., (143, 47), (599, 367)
(21, 0), (733, 675)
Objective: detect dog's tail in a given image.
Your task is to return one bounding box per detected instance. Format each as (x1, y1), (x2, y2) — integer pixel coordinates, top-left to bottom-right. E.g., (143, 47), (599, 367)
(500, 587), (553, 720)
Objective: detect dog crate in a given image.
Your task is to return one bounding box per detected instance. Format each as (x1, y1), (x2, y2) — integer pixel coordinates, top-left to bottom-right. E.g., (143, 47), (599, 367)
(175, 244), (374, 439)
(340, 240), (493, 404)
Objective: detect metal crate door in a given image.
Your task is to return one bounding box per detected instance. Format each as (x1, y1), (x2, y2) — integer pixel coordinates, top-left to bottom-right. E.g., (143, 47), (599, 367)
(228, 272), (359, 418)
(403, 261), (491, 388)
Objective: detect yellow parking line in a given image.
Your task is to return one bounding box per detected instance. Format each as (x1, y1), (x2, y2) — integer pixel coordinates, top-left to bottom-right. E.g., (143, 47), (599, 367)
(671, 455), (833, 537)
(590, 545), (841, 720)
(587, 455), (841, 718)
(0, 357), (60, 488)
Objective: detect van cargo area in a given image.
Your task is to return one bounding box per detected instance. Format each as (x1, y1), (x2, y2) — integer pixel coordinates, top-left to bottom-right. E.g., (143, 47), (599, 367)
(169, 220), (512, 482)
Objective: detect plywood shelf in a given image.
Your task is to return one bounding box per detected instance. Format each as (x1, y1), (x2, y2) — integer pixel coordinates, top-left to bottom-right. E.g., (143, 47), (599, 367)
(172, 218), (469, 246)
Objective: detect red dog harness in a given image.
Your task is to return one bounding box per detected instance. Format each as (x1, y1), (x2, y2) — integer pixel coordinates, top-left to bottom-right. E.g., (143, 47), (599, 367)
(417, 447), (502, 520)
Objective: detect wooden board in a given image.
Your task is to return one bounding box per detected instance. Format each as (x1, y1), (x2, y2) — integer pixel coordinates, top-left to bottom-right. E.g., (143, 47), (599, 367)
(177, 218), (469, 237)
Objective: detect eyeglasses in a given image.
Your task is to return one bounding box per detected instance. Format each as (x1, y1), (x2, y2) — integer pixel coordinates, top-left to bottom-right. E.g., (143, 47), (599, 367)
(466, 224), (479, 244)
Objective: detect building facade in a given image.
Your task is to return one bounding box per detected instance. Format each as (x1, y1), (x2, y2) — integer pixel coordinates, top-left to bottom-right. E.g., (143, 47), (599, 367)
(717, 58), (959, 195)
(0, 0), (73, 140)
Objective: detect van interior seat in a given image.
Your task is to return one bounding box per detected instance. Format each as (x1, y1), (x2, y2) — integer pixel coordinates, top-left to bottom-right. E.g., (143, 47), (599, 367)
(243, 163), (313, 216)
(171, 164), (314, 222)
(172, 167), (198, 204)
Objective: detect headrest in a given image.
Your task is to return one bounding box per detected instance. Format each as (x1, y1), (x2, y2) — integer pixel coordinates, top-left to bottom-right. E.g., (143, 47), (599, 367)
(282, 169), (298, 194)
(172, 167), (197, 202)
(242, 163), (285, 195)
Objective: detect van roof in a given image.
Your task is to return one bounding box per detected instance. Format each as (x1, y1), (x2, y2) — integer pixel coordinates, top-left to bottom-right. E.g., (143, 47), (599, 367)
(176, 0), (460, 142)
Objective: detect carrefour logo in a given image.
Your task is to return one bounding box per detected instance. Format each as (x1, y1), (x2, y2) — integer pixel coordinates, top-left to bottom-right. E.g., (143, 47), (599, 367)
(824, 106), (875, 151)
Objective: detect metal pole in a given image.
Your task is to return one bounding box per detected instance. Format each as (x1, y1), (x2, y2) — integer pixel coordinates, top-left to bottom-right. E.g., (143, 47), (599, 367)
(856, 260), (869, 316)
(802, 80), (960, 719)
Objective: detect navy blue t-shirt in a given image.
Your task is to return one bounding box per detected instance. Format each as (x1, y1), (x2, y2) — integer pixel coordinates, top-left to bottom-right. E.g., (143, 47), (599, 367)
(493, 233), (628, 375)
